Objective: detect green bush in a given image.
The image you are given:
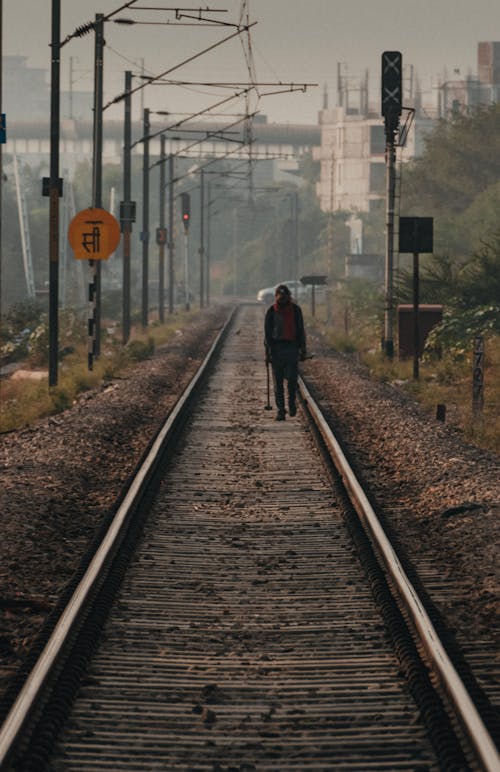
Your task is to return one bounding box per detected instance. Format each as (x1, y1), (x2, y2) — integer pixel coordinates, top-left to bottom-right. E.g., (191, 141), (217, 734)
(424, 305), (500, 360)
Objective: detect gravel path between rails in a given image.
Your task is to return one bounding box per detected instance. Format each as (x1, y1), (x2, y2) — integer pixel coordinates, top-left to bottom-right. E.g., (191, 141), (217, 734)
(0, 305), (498, 720)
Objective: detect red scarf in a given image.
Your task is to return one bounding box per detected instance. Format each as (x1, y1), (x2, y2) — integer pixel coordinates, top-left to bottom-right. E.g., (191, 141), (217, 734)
(273, 301), (296, 341)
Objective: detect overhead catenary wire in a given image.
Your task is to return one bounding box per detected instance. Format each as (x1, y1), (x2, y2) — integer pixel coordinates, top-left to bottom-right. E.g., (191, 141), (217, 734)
(103, 22), (257, 110)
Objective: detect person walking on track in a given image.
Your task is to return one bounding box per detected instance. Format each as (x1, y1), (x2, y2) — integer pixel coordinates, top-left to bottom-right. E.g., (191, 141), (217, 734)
(264, 283), (307, 421)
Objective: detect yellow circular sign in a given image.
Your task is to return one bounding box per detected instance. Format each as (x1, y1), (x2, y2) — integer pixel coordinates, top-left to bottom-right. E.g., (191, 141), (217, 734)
(69, 207), (121, 260)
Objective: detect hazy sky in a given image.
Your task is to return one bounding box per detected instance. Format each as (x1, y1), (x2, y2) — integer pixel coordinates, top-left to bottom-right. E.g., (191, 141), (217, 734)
(3, 0), (500, 124)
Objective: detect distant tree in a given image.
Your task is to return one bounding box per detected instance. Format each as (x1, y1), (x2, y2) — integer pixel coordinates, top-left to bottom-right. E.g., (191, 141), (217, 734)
(298, 150), (321, 188)
(456, 231), (500, 309)
(402, 103), (500, 217)
(396, 231), (500, 310)
(396, 252), (463, 305)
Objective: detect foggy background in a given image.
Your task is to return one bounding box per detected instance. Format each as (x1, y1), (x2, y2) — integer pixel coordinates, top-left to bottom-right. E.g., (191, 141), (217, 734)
(4, 0), (500, 125)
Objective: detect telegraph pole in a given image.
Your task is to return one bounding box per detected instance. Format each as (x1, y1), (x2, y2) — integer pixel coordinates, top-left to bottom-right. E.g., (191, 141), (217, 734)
(0, 1), (3, 313)
(168, 153), (175, 314)
(141, 107), (150, 327)
(158, 134), (166, 322)
(199, 168), (205, 308)
(206, 181), (213, 307)
(292, 191), (299, 283)
(90, 13), (104, 364)
(381, 51), (403, 358)
(181, 192), (190, 310)
(46, 0), (62, 386)
(121, 70), (134, 344)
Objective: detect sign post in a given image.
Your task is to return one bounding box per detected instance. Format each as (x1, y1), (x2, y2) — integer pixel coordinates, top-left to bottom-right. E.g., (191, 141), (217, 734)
(398, 217), (433, 379)
(69, 207), (120, 369)
(301, 274), (328, 318)
(472, 335), (484, 419)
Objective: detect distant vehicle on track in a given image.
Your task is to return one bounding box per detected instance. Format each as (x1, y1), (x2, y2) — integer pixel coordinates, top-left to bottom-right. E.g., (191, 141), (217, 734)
(256, 280), (308, 305)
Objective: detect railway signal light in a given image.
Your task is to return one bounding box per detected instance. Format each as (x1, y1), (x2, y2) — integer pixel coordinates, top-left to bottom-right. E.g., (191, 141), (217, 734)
(381, 51), (402, 137)
(181, 192), (190, 232)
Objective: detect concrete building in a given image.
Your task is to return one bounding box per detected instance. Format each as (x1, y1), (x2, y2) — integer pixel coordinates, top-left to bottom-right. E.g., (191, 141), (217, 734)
(3, 55), (92, 123)
(313, 73), (434, 215)
(438, 41), (500, 116)
(314, 43), (500, 217)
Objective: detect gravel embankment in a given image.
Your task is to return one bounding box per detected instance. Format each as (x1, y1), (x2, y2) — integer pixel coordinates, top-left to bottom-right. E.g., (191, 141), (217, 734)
(0, 307), (228, 702)
(304, 331), (499, 646)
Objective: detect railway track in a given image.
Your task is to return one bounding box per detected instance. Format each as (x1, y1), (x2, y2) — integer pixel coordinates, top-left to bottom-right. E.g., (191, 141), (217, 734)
(0, 304), (499, 771)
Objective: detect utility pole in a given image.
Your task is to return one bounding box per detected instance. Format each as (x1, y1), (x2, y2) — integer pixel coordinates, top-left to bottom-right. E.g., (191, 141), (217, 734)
(199, 168), (205, 308)
(381, 51), (403, 358)
(89, 13), (104, 367)
(121, 70), (133, 344)
(0, 1), (2, 316)
(293, 191), (299, 283)
(206, 181), (213, 307)
(158, 134), (166, 322)
(232, 207), (237, 296)
(47, 0), (62, 386)
(141, 107), (150, 327)
(181, 191), (190, 310)
(168, 153), (175, 314)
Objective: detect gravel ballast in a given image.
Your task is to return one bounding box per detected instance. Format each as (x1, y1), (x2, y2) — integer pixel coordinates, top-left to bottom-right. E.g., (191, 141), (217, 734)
(0, 305), (498, 719)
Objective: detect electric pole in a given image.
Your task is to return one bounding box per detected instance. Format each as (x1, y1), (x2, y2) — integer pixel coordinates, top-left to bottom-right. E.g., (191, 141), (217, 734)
(47, 0), (61, 386)
(199, 169), (205, 308)
(168, 153), (175, 314)
(158, 134), (166, 322)
(90, 13), (104, 365)
(121, 70), (134, 344)
(141, 107), (150, 328)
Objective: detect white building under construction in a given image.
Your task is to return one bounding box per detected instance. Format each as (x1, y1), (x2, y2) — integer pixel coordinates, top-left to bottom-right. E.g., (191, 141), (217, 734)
(314, 42), (500, 216)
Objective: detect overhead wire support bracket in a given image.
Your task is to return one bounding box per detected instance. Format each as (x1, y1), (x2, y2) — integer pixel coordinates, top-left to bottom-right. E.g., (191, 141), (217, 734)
(132, 5), (228, 10)
(104, 21), (257, 110)
(148, 119), (248, 172)
(59, 0), (140, 47)
(398, 107), (415, 147)
(130, 88), (253, 148)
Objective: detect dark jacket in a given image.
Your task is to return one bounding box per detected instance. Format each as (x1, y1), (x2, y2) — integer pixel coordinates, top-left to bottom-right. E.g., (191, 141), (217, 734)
(264, 302), (306, 354)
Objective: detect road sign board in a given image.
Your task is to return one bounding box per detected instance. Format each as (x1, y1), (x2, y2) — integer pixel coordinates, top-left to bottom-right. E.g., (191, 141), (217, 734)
(0, 114), (6, 144)
(300, 275), (328, 286)
(69, 208), (120, 260)
(156, 227), (167, 245)
(399, 217), (434, 253)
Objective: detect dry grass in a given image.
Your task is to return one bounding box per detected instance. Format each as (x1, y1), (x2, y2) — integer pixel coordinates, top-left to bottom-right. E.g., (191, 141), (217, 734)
(0, 313), (195, 434)
(308, 308), (500, 455)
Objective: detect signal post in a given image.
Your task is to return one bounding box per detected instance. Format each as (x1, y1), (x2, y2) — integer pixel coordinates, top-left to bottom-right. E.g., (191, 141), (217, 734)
(381, 51), (403, 358)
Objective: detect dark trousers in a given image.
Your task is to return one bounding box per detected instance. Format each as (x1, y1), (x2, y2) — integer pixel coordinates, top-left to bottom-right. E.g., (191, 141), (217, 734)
(271, 343), (299, 412)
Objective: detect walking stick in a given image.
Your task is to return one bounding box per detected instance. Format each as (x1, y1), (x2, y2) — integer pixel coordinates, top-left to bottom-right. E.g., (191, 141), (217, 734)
(264, 360), (273, 410)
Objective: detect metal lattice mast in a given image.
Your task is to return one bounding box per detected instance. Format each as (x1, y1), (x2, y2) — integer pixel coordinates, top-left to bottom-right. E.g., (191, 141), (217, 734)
(13, 153), (36, 299)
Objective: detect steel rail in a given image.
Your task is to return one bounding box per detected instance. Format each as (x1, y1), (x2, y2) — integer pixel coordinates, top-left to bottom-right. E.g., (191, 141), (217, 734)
(299, 374), (500, 772)
(0, 307), (236, 769)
